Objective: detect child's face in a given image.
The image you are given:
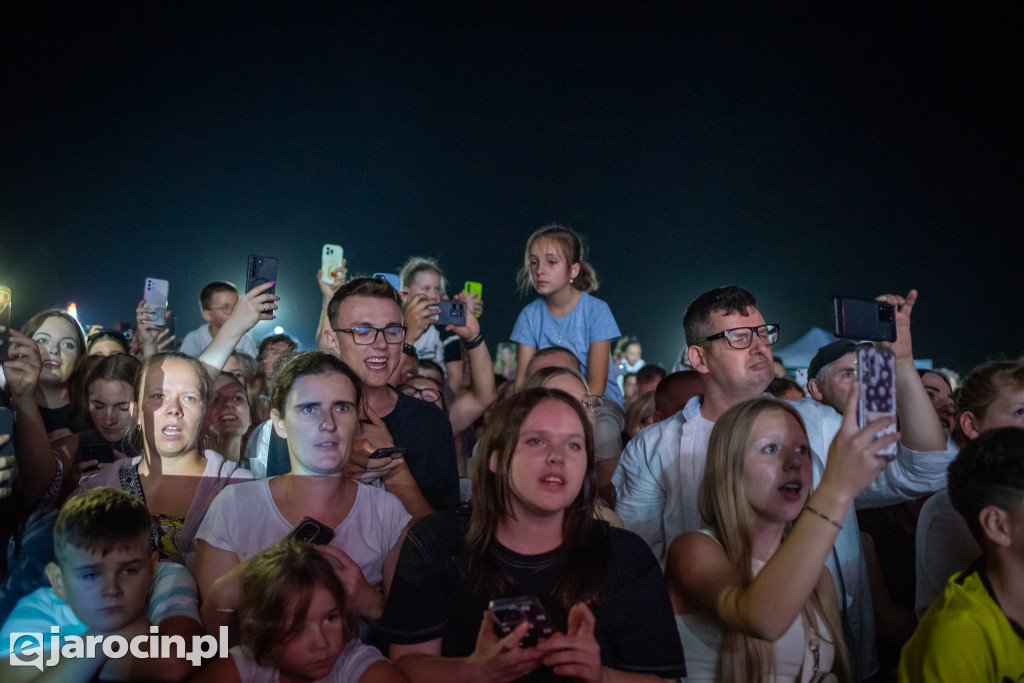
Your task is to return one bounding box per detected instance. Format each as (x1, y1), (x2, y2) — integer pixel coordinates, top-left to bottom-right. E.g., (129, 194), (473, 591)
(49, 539), (157, 632)
(528, 238), (580, 297)
(202, 291), (239, 329)
(270, 586), (347, 681)
(624, 343), (642, 365)
(407, 270), (443, 305)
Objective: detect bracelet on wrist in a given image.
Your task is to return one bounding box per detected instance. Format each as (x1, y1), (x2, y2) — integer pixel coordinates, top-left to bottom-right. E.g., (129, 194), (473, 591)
(463, 333), (485, 350)
(401, 343), (418, 358)
(803, 504), (843, 531)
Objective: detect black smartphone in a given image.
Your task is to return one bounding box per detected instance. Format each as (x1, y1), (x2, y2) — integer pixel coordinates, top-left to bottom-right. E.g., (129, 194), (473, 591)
(831, 296), (896, 342)
(286, 516), (335, 545)
(435, 300), (466, 327)
(0, 285), (10, 363)
(369, 446), (407, 459)
(488, 596), (555, 648)
(246, 255), (278, 295)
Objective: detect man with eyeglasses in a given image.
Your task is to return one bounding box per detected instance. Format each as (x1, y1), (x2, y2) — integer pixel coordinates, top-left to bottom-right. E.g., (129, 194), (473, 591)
(317, 277), (459, 513)
(180, 281), (259, 358)
(613, 285), (956, 679)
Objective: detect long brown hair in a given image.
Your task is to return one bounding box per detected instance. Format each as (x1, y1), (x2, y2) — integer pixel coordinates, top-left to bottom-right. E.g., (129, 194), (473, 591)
(700, 398), (850, 683)
(464, 387), (606, 609)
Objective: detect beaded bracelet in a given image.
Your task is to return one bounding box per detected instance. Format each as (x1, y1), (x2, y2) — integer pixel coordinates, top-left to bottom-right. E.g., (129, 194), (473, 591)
(803, 504), (843, 531)
(463, 333), (485, 350)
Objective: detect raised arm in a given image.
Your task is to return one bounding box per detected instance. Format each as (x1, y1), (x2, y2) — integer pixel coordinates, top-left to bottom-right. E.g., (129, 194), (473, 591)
(878, 289), (946, 452)
(586, 339), (611, 398)
(446, 295), (496, 435)
(315, 261), (346, 352)
(198, 282), (277, 380)
(668, 387), (897, 641)
(3, 331), (56, 498)
(513, 344), (536, 391)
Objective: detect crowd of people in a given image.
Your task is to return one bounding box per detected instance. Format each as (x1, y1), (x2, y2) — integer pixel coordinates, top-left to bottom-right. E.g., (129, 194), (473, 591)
(1, 224), (1022, 682)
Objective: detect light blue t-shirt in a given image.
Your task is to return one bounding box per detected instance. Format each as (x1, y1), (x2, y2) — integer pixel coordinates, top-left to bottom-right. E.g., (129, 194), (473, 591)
(511, 292), (624, 406)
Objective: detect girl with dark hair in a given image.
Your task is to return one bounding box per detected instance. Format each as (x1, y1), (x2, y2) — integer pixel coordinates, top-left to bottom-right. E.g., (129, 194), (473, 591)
(21, 309), (88, 437)
(511, 225), (624, 408)
(381, 387), (685, 682)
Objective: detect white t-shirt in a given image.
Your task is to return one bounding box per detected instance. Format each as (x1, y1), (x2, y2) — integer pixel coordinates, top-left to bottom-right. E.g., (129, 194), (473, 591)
(196, 478), (410, 587)
(179, 324), (258, 358)
(230, 639), (385, 682)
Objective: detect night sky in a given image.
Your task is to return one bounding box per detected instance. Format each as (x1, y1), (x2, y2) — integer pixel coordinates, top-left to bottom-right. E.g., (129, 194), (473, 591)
(2, 2), (1021, 374)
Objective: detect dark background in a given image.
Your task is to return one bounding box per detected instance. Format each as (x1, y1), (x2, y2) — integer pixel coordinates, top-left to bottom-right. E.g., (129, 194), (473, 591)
(2, 2), (1021, 374)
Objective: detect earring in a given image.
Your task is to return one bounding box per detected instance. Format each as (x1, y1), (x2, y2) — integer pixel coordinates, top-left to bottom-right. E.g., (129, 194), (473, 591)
(570, 278), (574, 284)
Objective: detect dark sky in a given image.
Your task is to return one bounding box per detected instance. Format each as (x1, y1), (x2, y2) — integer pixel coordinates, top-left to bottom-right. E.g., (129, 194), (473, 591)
(2, 2), (1021, 374)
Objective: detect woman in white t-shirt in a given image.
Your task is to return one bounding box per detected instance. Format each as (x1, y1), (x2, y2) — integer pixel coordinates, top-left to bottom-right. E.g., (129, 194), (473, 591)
(666, 395), (897, 682)
(194, 352), (411, 639)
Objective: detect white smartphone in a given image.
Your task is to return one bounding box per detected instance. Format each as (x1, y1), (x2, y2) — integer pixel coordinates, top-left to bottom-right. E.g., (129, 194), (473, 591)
(321, 244), (344, 284)
(143, 278), (170, 326)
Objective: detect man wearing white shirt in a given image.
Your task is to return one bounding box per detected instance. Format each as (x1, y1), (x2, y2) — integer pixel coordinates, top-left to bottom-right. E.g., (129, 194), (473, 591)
(613, 285), (956, 680)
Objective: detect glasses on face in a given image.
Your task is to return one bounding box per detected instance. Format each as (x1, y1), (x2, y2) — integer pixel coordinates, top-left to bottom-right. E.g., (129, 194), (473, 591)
(207, 304), (236, 314)
(398, 384), (442, 402)
(332, 326), (407, 345)
(691, 324), (780, 350)
(582, 395), (604, 410)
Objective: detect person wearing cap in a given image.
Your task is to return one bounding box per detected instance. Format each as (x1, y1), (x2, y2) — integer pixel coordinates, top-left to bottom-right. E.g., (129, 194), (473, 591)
(613, 285), (957, 679)
(806, 339), (858, 412)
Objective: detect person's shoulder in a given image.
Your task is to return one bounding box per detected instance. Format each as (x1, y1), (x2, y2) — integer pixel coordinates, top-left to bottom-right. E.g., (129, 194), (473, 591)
(579, 291), (611, 311)
(608, 524), (660, 558)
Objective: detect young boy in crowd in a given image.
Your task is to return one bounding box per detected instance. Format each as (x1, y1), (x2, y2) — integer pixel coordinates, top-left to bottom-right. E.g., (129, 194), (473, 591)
(1, 488), (203, 681)
(898, 427), (1024, 682)
(180, 281), (258, 358)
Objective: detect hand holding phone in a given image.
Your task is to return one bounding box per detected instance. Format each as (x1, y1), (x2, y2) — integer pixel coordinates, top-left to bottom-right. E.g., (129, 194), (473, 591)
(832, 296), (896, 342)
(286, 516), (336, 545)
(143, 278), (169, 327)
(246, 255), (278, 295)
(488, 596), (555, 648)
(464, 281), (483, 317)
(321, 244), (345, 284)
(857, 343), (898, 460)
(435, 300), (466, 327)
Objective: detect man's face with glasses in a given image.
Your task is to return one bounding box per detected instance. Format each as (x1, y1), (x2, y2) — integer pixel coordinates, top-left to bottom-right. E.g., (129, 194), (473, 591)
(325, 295), (404, 389)
(202, 291), (239, 329)
(689, 307), (778, 398)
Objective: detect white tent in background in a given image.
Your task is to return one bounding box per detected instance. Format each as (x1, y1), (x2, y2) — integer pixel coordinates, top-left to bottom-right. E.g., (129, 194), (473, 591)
(774, 326), (933, 371)
(773, 327), (838, 370)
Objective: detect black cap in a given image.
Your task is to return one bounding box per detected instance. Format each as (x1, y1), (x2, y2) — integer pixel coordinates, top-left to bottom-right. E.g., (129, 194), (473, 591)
(807, 340), (857, 380)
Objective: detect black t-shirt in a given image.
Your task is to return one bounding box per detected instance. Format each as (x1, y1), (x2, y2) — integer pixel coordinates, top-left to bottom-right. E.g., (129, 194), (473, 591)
(39, 404), (73, 435)
(381, 511), (687, 681)
(265, 388), (459, 511)
(382, 391), (458, 511)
